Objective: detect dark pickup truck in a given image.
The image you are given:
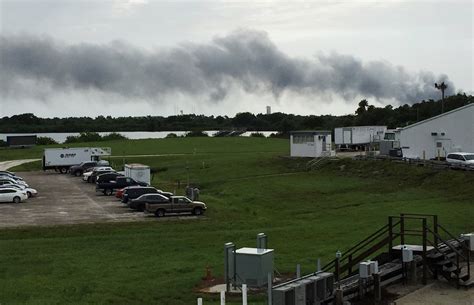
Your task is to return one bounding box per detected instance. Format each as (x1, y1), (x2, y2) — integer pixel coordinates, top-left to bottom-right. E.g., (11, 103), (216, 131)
(96, 177), (148, 196)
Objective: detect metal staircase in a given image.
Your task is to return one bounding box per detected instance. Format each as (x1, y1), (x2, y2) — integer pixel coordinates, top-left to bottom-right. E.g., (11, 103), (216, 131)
(322, 213), (471, 288)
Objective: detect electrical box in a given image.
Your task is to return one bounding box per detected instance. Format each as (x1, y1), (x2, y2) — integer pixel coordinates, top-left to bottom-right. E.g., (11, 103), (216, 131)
(124, 163), (150, 185)
(315, 272), (334, 301)
(368, 260), (379, 274)
(359, 262), (371, 278)
(402, 246), (414, 262)
(462, 233), (474, 251)
(235, 247), (274, 287)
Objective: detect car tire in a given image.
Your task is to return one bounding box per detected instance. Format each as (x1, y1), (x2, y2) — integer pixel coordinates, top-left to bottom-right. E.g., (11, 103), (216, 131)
(104, 189), (113, 196)
(193, 207), (203, 216)
(13, 196), (21, 204)
(155, 209), (165, 217)
(87, 177), (91, 183)
(60, 167), (68, 174)
(27, 191), (32, 198)
(75, 171), (82, 177)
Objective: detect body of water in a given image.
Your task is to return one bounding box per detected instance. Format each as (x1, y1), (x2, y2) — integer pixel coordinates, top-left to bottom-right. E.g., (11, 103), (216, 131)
(0, 131), (278, 143)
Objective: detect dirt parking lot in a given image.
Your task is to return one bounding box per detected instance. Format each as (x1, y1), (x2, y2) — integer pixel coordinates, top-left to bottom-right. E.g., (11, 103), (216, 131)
(0, 171), (198, 228)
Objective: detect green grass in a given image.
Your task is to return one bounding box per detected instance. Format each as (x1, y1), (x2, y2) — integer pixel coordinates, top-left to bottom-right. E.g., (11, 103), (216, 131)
(1, 138), (474, 305)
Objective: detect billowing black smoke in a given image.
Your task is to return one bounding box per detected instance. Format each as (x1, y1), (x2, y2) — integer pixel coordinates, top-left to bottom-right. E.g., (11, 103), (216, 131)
(0, 30), (454, 103)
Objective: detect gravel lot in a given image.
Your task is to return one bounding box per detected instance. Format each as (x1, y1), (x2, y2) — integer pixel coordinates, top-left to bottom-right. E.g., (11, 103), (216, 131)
(0, 171), (160, 228)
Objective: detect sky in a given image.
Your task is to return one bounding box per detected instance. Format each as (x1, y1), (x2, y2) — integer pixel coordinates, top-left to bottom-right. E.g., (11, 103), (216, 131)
(0, 0), (472, 118)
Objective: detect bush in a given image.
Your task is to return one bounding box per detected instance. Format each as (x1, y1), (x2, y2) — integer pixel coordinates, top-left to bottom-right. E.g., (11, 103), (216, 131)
(0, 139), (6, 147)
(64, 132), (128, 144)
(250, 132), (265, 138)
(166, 133), (178, 138)
(185, 130), (208, 137)
(37, 137), (58, 145)
(102, 132), (127, 141)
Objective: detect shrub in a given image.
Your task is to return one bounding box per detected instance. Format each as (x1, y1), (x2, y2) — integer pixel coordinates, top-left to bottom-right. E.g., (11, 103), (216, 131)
(102, 132), (127, 141)
(250, 132), (265, 138)
(37, 137), (58, 145)
(166, 133), (178, 138)
(0, 139), (6, 147)
(185, 130), (208, 137)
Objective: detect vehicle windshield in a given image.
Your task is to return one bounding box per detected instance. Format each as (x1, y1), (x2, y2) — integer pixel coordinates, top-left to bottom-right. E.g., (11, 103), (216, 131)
(464, 154), (474, 160)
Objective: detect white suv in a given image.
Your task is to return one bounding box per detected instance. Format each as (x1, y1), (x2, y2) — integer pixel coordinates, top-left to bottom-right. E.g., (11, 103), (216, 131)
(0, 187), (28, 203)
(446, 152), (474, 165)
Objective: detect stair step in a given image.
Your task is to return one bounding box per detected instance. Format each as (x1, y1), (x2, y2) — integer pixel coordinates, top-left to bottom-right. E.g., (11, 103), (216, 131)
(443, 266), (457, 273)
(427, 252), (444, 259)
(459, 278), (474, 288)
(436, 260), (453, 266)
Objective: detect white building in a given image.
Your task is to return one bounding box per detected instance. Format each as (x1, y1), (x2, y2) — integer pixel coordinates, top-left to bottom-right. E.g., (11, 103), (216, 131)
(334, 126), (387, 149)
(290, 131), (334, 158)
(397, 103), (474, 159)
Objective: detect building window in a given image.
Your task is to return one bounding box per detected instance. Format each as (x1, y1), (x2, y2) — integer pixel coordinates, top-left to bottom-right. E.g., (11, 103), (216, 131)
(293, 135), (314, 144)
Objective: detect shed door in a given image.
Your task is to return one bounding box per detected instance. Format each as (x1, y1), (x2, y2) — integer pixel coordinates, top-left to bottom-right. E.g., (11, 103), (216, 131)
(343, 129), (352, 144)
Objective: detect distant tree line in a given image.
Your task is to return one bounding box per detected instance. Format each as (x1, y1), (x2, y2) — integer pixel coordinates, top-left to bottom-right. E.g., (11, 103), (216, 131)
(0, 93), (471, 133)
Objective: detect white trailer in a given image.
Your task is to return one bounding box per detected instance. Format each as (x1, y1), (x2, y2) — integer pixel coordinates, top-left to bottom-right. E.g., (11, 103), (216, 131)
(334, 126), (387, 149)
(43, 147), (111, 173)
(290, 131), (335, 158)
(125, 163), (150, 185)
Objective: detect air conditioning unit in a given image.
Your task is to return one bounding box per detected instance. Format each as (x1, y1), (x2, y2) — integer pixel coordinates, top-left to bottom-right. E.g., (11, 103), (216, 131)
(273, 285), (296, 305)
(461, 233), (474, 251)
(315, 272), (334, 301)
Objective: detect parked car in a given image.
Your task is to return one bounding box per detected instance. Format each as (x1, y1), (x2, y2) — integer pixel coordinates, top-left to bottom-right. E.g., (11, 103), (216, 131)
(0, 170), (16, 176)
(69, 161), (100, 177)
(144, 196), (207, 217)
(83, 166), (114, 182)
(446, 152), (474, 165)
(0, 184), (38, 198)
(96, 176), (148, 196)
(122, 186), (173, 204)
(129, 193), (171, 211)
(0, 177), (29, 188)
(89, 168), (116, 183)
(0, 173), (25, 181)
(95, 172), (123, 184)
(0, 187), (28, 203)
(115, 188), (126, 199)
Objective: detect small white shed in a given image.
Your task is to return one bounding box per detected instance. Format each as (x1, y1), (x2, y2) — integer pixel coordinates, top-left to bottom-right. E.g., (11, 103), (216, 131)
(290, 131), (334, 158)
(125, 163), (151, 185)
(397, 103), (474, 159)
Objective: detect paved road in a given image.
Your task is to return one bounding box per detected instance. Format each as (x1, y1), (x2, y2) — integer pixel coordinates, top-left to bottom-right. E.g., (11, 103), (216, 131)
(0, 159), (40, 171)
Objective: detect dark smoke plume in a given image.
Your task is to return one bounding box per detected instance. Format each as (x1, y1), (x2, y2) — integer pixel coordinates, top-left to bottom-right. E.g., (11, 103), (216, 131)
(0, 30), (454, 103)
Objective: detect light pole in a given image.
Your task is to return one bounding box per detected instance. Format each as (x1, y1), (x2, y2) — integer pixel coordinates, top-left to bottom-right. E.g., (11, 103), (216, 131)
(434, 82), (447, 113)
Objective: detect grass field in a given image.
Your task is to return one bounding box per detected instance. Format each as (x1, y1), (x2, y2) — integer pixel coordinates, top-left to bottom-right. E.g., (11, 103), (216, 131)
(1, 138), (473, 305)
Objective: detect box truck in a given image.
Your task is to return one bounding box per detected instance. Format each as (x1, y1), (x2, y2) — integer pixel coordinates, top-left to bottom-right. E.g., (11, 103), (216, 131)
(124, 163), (151, 185)
(43, 147), (111, 174)
(334, 126), (387, 150)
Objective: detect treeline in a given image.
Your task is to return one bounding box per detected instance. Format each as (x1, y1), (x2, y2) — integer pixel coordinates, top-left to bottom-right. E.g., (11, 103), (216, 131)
(0, 93), (471, 133)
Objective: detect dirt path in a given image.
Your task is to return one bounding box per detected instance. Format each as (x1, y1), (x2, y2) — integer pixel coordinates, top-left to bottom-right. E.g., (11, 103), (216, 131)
(0, 159), (40, 171)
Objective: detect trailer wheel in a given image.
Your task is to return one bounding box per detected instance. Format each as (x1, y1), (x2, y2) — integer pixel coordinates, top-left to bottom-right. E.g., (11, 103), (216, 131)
(59, 167), (68, 174)
(155, 209), (165, 217)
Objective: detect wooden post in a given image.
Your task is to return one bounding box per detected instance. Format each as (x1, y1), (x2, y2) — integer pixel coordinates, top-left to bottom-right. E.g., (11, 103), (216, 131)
(242, 284), (247, 305)
(373, 273), (382, 303)
(335, 289), (344, 305)
(409, 261), (417, 284)
(422, 218), (427, 285)
(220, 291), (225, 305)
(267, 273), (272, 305)
(348, 254), (353, 275)
(335, 257), (340, 283)
(433, 215), (439, 279)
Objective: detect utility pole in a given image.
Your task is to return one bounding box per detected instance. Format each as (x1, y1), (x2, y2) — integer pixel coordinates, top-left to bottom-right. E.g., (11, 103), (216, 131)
(435, 82), (447, 113)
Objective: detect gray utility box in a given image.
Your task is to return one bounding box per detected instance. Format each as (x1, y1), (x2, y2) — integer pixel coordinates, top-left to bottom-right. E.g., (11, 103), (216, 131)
(235, 247), (274, 287)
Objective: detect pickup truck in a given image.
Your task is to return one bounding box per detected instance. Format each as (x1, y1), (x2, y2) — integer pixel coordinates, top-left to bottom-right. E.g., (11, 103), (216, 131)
(96, 177), (148, 196)
(144, 196), (207, 217)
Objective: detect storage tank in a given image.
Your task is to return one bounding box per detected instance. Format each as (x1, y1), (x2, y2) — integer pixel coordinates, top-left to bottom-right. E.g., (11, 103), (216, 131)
(125, 163), (151, 185)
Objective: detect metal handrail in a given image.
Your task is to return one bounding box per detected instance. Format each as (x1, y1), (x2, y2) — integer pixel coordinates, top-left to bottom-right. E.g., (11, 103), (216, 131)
(322, 221), (398, 271)
(437, 223), (470, 252)
(426, 228), (467, 261)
